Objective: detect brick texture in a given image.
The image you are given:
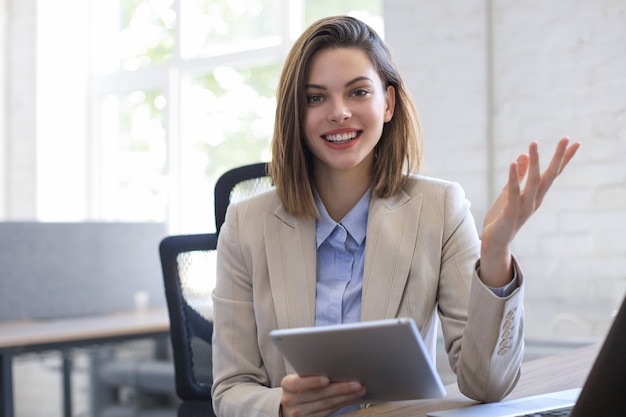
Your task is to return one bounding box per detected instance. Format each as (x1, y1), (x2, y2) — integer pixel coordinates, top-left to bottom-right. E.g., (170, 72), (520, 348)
(385, 0), (626, 340)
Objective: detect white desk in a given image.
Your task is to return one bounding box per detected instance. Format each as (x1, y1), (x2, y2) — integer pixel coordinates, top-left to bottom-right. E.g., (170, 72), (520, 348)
(0, 308), (170, 417)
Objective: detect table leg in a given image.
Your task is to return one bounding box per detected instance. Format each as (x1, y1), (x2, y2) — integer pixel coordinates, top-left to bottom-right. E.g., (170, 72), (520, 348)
(1, 351), (14, 417)
(62, 351), (73, 417)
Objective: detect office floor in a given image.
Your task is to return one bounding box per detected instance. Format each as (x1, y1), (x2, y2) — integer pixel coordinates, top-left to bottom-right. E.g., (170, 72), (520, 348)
(14, 352), (90, 417)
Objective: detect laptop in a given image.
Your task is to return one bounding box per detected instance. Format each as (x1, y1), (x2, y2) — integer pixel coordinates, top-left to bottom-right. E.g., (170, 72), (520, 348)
(269, 317), (446, 403)
(428, 294), (626, 417)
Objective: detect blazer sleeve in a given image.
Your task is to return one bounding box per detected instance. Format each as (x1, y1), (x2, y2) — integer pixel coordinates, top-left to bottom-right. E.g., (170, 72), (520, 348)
(437, 181), (524, 403)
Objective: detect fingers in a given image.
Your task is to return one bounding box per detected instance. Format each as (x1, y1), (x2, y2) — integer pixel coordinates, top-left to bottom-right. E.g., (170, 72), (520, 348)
(544, 137), (580, 178)
(521, 141), (541, 213)
(534, 137), (580, 206)
(282, 374), (330, 393)
(504, 137), (580, 223)
(507, 160), (521, 211)
(544, 138), (569, 178)
(558, 139), (581, 175)
(281, 375), (365, 417)
(515, 153), (530, 180)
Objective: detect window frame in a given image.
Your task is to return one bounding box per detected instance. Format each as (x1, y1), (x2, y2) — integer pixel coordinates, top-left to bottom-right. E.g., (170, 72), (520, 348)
(88, 0), (298, 232)
(25, 0), (381, 228)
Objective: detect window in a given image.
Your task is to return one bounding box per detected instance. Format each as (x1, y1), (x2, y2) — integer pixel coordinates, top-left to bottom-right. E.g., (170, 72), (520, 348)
(36, 0), (382, 232)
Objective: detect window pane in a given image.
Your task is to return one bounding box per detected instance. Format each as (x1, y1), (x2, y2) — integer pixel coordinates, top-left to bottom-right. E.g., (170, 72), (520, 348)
(37, 0), (90, 221)
(180, 0), (282, 59)
(178, 63), (279, 232)
(98, 90), (168, 221)
(84, 0), (383, 231)
(91, 0), (176, 73)
(304, 0), (384, 35)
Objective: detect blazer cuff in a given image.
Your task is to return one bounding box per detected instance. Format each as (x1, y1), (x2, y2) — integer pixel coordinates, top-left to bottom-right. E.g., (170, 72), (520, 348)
(475, 256), (523, 298)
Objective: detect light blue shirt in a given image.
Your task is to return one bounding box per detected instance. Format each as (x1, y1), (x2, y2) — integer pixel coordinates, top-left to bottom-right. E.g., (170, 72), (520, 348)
(314, 189), (370, 327)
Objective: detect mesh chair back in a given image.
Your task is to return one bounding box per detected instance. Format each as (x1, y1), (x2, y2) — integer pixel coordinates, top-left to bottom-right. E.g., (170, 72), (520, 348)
(214, 162), (273, 233)
(160, 163), (273, 404)
(160, 233), (216, 401)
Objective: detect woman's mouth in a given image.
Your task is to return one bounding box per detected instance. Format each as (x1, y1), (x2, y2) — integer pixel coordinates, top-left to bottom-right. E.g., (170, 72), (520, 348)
(322, 130), (361, 144)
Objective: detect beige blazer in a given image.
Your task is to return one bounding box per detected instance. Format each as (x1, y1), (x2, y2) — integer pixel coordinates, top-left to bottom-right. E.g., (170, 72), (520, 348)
(212, 175), (524, 417)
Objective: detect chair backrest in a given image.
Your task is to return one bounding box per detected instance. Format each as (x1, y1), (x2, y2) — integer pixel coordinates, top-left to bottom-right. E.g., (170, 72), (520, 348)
(159, 163), (273, 403)
(214, 162), (273, 234)
(160, 233), (217, 401)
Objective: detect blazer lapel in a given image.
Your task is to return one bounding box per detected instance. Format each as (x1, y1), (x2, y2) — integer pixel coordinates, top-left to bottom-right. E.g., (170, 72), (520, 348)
(264, 205), (317, 329)
(361, 188), (423, 321)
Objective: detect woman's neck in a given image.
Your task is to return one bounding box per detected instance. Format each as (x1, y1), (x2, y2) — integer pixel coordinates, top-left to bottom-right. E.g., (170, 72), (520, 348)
(314, 166), (372, 222)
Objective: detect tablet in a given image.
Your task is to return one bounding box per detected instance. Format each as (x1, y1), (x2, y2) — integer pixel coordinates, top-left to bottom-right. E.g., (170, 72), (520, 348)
(269, 317), (446, 403)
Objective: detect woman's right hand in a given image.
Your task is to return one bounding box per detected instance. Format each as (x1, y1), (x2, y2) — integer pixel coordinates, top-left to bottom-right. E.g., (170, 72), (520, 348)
(280, 374), (366, 417)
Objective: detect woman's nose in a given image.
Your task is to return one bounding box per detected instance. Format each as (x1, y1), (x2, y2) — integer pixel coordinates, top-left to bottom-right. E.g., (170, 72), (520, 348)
(328, 99), (351, 122)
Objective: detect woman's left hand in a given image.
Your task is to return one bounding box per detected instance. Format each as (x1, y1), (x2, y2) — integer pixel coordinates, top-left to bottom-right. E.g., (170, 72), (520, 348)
(479, 137), (581, 287)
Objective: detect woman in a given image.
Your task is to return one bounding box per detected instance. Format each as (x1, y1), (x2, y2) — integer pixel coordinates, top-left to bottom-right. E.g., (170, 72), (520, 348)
(211, 15), (579, 417)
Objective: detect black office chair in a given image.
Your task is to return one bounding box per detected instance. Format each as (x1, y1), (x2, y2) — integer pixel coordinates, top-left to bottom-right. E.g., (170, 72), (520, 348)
(214, 161), (273, 235)
(159, 162), (273, 410)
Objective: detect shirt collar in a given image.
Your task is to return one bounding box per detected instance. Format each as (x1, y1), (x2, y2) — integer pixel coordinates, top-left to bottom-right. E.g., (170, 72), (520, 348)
(315, 188), (371, 248)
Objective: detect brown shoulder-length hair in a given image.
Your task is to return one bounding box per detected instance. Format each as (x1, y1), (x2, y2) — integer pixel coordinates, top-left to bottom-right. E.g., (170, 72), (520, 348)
(270, 15), (422, 218)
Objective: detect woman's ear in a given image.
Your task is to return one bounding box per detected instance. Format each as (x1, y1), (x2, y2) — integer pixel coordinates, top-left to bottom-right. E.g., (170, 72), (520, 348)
(384, 85), (396, 122)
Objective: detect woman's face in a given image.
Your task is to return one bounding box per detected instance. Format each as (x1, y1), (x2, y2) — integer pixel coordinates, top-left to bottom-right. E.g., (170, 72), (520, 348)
(303, 47), (395, 177)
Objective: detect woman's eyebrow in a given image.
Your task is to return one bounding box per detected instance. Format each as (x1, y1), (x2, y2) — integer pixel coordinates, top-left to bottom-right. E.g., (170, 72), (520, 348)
(345, 76), (374, 87)
(305, 83), (326, 90)
(305, 76), (375, 90)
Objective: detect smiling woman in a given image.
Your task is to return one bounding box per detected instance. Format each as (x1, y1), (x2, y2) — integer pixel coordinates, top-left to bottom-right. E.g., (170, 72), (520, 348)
(303, 48), (395, 221)
(211, 14), (580, 417)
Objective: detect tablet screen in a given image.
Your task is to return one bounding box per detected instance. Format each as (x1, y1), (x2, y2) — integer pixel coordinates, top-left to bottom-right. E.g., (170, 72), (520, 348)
(269, 317), (446, 402)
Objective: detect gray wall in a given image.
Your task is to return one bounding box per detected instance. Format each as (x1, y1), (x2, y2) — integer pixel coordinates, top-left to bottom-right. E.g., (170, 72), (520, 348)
(0, 222), (167, 320)
(384, 0), (626, 341)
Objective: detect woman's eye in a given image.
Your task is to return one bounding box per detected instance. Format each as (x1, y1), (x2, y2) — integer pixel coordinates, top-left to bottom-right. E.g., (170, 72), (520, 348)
(307, 94), (323, 104)
(352, 89), (370, 97)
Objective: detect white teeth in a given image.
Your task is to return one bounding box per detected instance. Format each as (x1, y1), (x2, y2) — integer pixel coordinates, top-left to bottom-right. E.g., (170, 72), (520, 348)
(324, 131), (358, 142)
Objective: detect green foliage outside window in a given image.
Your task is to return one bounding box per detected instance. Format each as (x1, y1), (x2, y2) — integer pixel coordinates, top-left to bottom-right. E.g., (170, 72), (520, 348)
(94, 0), (381, 228)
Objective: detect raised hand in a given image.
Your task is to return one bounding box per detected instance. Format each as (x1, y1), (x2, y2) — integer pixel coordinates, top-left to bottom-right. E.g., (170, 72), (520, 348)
(479, 137), (581, 287)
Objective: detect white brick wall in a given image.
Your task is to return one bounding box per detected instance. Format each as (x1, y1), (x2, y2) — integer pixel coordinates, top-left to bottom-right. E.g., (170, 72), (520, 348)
(384, 0), (626, 341)
(384, 0), (491, 219)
